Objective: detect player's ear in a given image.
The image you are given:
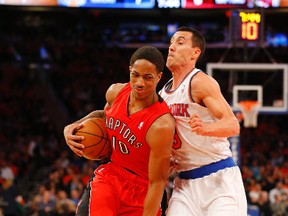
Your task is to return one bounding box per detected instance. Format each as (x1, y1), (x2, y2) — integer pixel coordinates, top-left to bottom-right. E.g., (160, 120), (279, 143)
(192, 47), (201, 59)
(129, 66), (132, 72)
(157, 72), (163, 83)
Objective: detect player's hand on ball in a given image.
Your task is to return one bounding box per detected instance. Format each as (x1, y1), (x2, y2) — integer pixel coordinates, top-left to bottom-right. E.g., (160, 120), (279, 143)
(75, 118), (112, 161)
(189, 113), (205, 135)
(64, 123), (85, 157)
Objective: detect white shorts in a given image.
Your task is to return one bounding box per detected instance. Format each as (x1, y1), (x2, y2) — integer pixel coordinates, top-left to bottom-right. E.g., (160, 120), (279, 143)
(166, 166), (247, 216)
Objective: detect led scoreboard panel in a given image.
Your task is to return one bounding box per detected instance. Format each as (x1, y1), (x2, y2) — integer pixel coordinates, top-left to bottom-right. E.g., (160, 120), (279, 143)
(230, 10), (263, 42)
(57, 0), (155, 8)
(181, 0), (246, 8)
(0, 0), (287, 8)
(180, 0), (288, 8)
(0, 0), (155, 8)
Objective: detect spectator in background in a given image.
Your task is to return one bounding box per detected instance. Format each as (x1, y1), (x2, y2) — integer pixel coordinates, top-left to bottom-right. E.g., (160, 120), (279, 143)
(0, 159), (23, 216)
(269, 180), (288, 204)
(0, 172), (22, 216)
(270, 192), (288, 216)
(248, 181), (271, 215)
(70, 189), (81, 206)
(55, 190), (76, 216)
(0, 160), (15, 183)
(38, 189), (56, 215)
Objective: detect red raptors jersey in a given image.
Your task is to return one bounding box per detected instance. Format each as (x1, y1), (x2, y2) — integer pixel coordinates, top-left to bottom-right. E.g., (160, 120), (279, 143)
(105, 83), (172, 179)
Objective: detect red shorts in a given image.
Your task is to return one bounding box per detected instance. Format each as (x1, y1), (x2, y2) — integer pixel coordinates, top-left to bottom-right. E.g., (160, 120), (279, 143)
(79, 162), (161, 216)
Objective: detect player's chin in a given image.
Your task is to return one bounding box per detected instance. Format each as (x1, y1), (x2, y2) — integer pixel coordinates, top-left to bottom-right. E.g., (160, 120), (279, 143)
(133, 88), (146, 97)
(166, 56), (175, 62)
(166, 60), (175, 69)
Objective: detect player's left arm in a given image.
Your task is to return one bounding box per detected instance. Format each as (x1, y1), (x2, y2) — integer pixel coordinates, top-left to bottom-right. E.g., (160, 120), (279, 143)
(190, 72), (240, 137)
(143, 113), (175, 216)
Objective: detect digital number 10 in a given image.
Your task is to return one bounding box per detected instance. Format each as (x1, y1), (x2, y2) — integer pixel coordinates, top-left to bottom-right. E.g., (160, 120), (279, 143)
(241, 22), (259, 41)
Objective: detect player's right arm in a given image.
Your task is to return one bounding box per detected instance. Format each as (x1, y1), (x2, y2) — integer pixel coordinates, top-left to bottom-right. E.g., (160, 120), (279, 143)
(190, 72), (240, 137)
(63, 83), (126, 156)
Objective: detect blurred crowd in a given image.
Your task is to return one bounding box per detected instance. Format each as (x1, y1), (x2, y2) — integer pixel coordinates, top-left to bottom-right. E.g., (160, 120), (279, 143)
(1, 9), (288, 216)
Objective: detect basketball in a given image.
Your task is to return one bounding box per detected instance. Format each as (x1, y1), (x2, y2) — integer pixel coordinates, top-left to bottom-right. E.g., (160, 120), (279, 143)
(75, 118), (112, 161)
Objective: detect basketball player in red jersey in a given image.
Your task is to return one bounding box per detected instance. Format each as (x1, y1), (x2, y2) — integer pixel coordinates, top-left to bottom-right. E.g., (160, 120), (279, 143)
(63, 46), (176, 216)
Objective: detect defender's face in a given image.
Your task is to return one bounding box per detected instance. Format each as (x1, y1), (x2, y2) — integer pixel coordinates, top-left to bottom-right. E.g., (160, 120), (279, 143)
(167, 31), (199, 69)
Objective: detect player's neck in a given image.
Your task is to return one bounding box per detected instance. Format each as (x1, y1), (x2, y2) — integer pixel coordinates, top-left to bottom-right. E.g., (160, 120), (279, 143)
(171, 67), (195, 90)
(128, 93), (157, 115)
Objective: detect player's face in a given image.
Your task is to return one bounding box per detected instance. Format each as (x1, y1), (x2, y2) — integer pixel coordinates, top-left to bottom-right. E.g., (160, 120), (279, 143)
(129, 59), (161, 100)
(167, 31), (200, 70)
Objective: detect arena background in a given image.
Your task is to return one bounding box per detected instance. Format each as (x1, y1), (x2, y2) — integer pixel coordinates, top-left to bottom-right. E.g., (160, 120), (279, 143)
(0, 1), (288, 215)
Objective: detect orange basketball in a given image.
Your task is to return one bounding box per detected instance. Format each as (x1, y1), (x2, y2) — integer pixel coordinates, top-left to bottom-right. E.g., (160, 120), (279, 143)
(75, 118), (112, 161)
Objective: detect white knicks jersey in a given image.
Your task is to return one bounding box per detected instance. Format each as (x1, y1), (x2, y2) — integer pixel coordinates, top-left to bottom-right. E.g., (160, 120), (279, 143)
(159, 69), (232, 172)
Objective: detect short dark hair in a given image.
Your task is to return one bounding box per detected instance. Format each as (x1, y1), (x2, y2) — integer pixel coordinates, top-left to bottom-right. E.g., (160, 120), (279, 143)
(177, 26), (206, 61)
(130, 46), (164, 73)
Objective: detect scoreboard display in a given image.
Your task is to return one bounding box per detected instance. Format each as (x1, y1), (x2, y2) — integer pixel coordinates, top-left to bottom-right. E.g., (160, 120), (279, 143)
(181, 0), (246, 9)
(230, 10), (263, 42)
(0, 0), (287, 8)
(58, 0), (155, 8)
(0, 0), (155, 8)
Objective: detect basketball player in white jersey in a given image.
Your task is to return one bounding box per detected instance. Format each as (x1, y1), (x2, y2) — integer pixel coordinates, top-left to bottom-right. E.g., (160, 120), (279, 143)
(160, 26), (247, 216)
